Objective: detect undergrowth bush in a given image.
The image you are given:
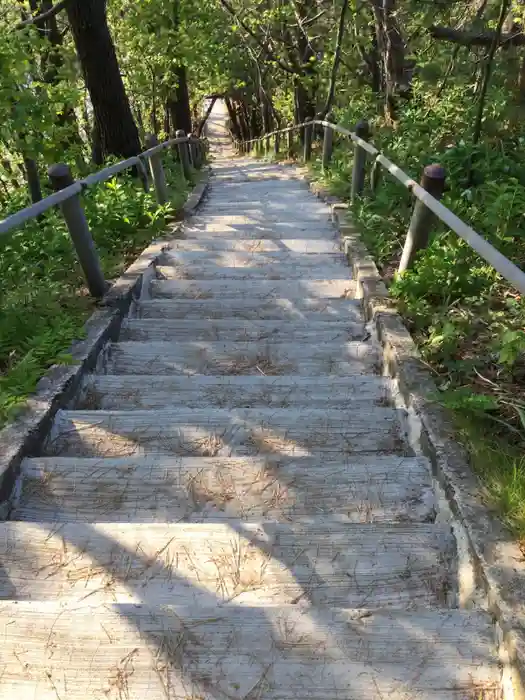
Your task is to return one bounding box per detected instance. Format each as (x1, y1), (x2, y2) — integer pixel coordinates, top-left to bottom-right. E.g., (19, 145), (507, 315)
(0, 153), (191, 426)
(307, 80), (525, 539)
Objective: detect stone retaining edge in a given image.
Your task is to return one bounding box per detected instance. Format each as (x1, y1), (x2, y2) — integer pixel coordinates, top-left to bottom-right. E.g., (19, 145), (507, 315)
(298, 166), (525, 699)
(0, 167), (211, 514)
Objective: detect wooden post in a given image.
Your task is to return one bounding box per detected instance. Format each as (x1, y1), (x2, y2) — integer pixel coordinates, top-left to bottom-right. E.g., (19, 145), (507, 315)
(351, 120), (370, 203)
(187, 132), (195, 168)
(145, 133), (168, 205)
(303, 118), (313, 162)
(370, 157), (382, 194)
(398, 164), (447, 274)
(287, 129), (294, 158)
(274, 132), (280, 156)
(322, 116), (334, 172)
(265, 134), (271, 154)
(48, 163), (107, 298)
(176, 129), (191, 180)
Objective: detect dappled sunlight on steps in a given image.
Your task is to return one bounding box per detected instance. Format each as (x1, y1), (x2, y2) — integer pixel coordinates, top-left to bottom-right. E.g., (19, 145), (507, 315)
(0, 98), (504, 699)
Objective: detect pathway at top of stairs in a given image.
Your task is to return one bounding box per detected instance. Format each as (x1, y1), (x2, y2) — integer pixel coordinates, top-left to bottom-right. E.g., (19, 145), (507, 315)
(0, 102), (505, 698)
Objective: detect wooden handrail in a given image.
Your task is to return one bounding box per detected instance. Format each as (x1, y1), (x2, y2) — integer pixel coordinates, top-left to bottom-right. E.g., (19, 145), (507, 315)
(239, 120), (525, 295)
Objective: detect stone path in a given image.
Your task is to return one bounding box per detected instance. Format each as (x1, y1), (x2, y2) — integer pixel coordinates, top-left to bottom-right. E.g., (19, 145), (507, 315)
(0, 102), (504, 698)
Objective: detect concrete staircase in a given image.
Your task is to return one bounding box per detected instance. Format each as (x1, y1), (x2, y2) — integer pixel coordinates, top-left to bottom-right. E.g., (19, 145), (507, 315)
(0, 109), (504, 698)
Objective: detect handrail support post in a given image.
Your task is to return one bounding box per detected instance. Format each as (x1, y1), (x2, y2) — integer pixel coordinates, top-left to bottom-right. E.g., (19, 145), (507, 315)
(322, 116), (334, 172)
(351, 120), (370, 203)
(398, 164), (447, 273)
(303, 118), (313, 162)
(48, 163), (107, 298)
(145, 134), (168, 205)
(176, 129), (192, 181)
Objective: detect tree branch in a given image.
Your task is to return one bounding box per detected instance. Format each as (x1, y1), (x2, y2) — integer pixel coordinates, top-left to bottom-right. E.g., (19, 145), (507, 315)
(319, 0), (349, 119)
(429, 24), (525, 46)
(472, 0), (511, 145)
(15, 0), (73, 29)
(218, 0), (297, 74)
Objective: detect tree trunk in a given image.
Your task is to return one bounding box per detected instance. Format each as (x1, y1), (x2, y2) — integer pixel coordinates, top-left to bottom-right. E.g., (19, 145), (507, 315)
(167, 66), (192, 135)
(66, 0), (141, 163)
(369, 0), (408, 121)
(23, 157), (42, 204)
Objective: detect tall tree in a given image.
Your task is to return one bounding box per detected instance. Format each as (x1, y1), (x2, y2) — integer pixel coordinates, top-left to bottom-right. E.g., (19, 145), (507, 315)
(65, 0), (141, 163)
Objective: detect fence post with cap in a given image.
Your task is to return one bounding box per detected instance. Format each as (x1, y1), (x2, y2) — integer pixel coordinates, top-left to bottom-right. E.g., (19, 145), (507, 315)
(322, 116), (334, 172)
(398, 164), (447, 273)
(303, 118), (313, 162)
(351, 119), (370, 203)
(144, 133), (168, 205)
(48, 163), (107, 298)
(176, 129), (192, 180)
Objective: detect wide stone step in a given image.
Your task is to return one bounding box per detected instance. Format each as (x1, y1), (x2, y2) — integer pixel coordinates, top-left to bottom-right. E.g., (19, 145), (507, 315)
(16, 455), (432, 523)
(136, 297), (363, 321)
(0, 521), (454, 607)
(0, 603), (501, 699)
(150, 278), (356, 299)
(119, 319), (365, 343)
(164, 237), (341, 253)
(156, 263), (349, 281)
(47, 407), (407, 457)
(107, 340), (379, 376)
(80, 374), (389, 409)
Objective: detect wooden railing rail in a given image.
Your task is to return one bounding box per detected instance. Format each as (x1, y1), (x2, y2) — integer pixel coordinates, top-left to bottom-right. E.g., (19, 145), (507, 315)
(237, 120), (525, 296)
(0, 133), (206, 297)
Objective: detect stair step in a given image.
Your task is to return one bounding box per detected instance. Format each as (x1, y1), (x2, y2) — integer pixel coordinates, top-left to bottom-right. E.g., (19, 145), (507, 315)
(119, 319), (365, 342)
(179, 225), (338, 240)
(164, 237), (341, 253)
(136, 297), (363, 321)
(0, 521), (454, 607)
(0, 603), (500, 699)
(47, 407), (407, 457)
(80, 374), (390, 409)
(17, 455), (433, 523)
(107, 340), (380, 376)
(161, 250), (346, 267)
(151, 278), (356, 299)
(156, 263), (348, 281)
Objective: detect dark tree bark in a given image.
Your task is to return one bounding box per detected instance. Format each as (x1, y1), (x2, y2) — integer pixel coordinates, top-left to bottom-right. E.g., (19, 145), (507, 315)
(23, 157), (42, 204)
(429, 25), (525, 46)
(167, 66), (192, 135)
(319, 0), (349, 118)
(66, 0), (141, 163)
(369, 0), (410, 120)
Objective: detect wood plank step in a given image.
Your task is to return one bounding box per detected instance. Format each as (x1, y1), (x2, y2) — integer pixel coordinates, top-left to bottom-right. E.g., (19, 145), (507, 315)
(80, 374), (389, 409)
(0, 521), (455, 607)
(156, 264), (349, 281)
(17, 455), (432, 523)
(47, 407), (407, 457)
(119, 319), (365, 343)
(164, 238), (341, 253)
(160, 251), (346, 267)
(150, 278), (356, 299)
(107, 340), (380, 376)
(0, 603), (501, 699)
(136, 297), (363, 321)
(182, 226), (337, 240)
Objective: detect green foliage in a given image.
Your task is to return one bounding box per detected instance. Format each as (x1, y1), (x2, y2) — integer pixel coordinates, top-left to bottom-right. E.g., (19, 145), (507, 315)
(0, 160), (190, 426)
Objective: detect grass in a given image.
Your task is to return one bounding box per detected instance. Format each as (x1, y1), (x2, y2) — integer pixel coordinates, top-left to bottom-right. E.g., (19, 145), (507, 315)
(0, 153), (196, 428)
